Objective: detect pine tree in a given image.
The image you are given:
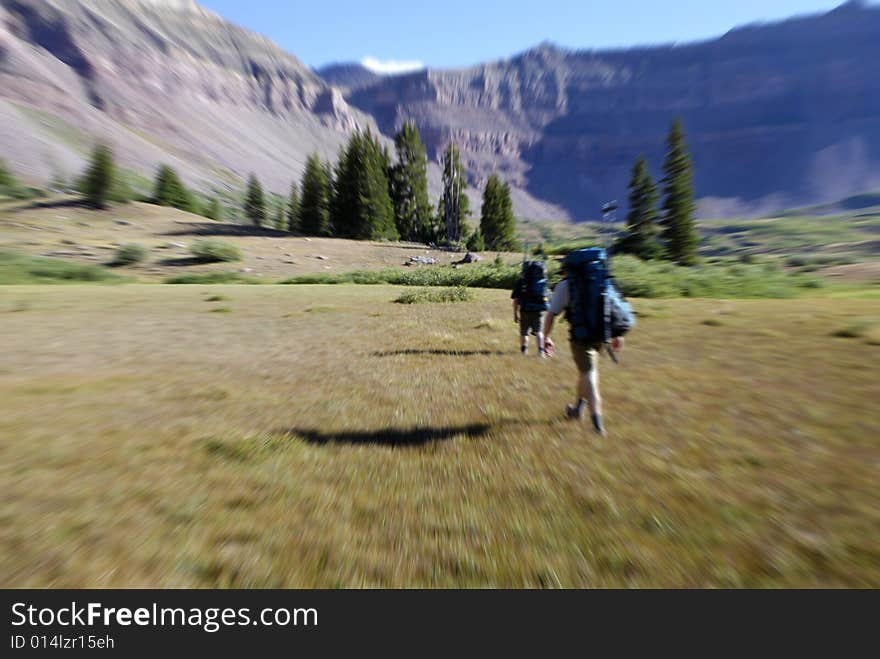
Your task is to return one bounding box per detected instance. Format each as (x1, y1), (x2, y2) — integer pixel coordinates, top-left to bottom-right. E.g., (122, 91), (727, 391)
(82, 144), (115, 209)
(618, 156), (662, 259)
(331, 130), (397, 241)
(286, 181), (300, 233)
(273, 200), (287, 230)
(439, 142), (470, 245)
(480, 174), (519, 251)
(299, 153), (330, 236)
(244, 174), (266, 227)
(361, 130), (397, 240)
(152, 164), (194, 212)
(390, 122), (432, 242)
(660, 119), (699, 265)
(330, 135), (359, 238)
(205, 197), (221, 220)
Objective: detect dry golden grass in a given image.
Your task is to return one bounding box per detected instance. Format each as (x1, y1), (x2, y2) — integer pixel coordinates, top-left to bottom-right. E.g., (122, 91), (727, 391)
(0, 285), (877, 587)
(0, 198), (518, 282)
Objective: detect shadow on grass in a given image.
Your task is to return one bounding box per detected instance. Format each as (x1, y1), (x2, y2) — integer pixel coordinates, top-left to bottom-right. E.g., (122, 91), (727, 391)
(7, 197), (92, 213)
(163, 222), (289, 238)
(285, 423), (492, 448)
(158, 256), (212, 267)
(371, 349), (511, 357)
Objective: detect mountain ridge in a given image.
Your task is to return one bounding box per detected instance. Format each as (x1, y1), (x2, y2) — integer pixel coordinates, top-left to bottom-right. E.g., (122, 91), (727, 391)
(324, 0), (880, 218)
(1, 0), (878, 221)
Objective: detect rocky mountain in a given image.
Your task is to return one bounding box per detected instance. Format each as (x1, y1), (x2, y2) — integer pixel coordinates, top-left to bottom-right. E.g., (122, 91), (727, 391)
(2, 0), (878, 221)
(0, 0), (377, 195)
(316, 63), (381, 95)
(334, 1), (880, 219)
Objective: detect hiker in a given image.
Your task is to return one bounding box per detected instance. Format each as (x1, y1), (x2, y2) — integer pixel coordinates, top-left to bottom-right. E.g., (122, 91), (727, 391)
(512, 261), (549, 357)
(543, 249), (635, 436)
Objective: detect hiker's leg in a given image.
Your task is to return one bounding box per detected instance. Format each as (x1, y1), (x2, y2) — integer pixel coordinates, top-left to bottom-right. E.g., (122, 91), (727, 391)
(568, 344), (603, 433)
(584, 352), (605, 435)
(536, 314), (545, 353)
(584, 365), (601, 416)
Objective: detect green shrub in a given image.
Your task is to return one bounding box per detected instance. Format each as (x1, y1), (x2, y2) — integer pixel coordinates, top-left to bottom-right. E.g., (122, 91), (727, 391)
(0, 250), (125, 284)
(466, 231), (486, 252)
(190, 240), (242, 263)
(165, 271), (258, 284)
(113, 243), (148, 266)
(610, 255), (812, 299)
(275, 254), (823, 299)
(395, 287), (474, 304)
(282, 262), (522, 289)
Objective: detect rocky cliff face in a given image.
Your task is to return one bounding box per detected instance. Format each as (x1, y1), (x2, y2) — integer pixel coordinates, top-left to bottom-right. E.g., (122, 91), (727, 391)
(340, 2), (880, 218)
(0, 0), (373, 193)
(2, 0), (878, 220)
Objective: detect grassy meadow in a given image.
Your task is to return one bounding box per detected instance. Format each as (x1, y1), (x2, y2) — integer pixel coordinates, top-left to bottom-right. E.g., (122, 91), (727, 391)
(1, 284), (877, 587)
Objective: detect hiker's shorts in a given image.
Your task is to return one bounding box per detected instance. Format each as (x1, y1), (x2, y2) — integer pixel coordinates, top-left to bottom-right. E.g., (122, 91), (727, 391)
(570, 340), (601, 373)
(520, 311), (543, 336)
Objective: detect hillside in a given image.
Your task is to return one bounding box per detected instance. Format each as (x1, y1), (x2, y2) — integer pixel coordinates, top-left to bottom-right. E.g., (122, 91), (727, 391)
(0, 197), (526, 281)
(0, 0), (375, 194)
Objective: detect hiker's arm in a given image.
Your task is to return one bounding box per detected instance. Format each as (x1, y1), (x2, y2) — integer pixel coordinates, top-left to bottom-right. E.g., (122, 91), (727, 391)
(543, 279), (568, 350)
(512, 299), (520, 323)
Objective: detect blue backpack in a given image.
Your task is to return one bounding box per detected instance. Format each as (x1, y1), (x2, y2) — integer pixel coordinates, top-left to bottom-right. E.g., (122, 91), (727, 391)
(564, 248), (635, 344)
(521, 261), (549, 312)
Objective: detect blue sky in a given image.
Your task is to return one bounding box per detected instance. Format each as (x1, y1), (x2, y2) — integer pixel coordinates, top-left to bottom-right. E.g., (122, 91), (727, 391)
(198, 0), (848, 71)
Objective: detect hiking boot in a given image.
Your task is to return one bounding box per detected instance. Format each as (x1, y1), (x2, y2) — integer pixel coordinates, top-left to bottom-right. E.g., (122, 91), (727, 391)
(566, 403), (584, 421)
(591, 414), (606, 437)
(538, 349), (547, 359)
(521, 345), (528, 355)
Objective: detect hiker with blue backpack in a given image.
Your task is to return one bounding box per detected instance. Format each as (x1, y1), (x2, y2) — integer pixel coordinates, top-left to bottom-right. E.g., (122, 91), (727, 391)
(512, 260), (550, 357)
(543, 248), (635, 436)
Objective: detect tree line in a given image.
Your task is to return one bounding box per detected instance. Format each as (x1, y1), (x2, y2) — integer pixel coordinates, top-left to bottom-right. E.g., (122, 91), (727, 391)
(241, 123), (519, 251)
(617, 118), (699, 266)
(68, 118), (696, 262)
(74, 123), (519, 251)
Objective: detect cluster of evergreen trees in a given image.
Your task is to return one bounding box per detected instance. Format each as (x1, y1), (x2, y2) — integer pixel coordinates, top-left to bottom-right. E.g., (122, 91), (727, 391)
(618, 119), (699, 266)
(74, 123), (522, 252)
(242, 122), (519, 251)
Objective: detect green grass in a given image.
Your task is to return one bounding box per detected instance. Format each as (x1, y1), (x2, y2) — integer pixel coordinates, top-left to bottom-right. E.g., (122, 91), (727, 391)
(282, 262), (524, 289)
(610, 255), (822, 298)
(281, 256), (821, 299)
(0, 285), (876, 587)
(395, 287), (475, 304)
(830, 320), (875, 339)
(0, 250), (126, 285)
(166, 272), (259, 285)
